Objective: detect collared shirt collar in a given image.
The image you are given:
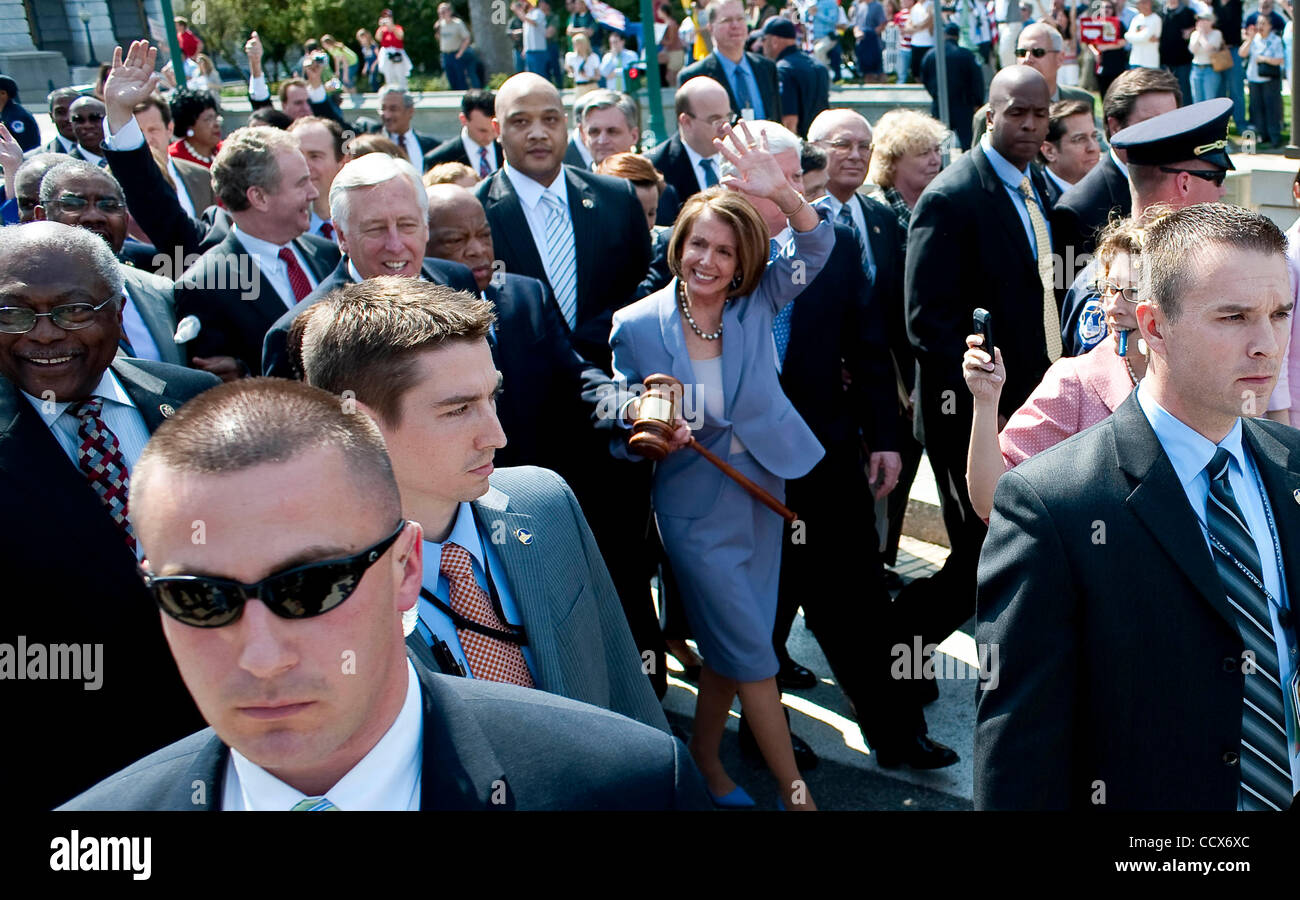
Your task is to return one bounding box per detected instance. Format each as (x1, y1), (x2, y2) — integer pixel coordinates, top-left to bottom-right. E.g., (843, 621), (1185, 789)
(421, 501), (486, 575)
(681, 138), (721, 174)
(228, 658), (423, 811)
(503, 160), (568, 212)
(981, 134), (1033, 190)
(1109, 147), (1128, 177)
(1044, 165), (1074, 194)
(21, 365), (135, 425)
(713, 49), (752, 80)
(461, 127), (495, 168)
(1136, 381), (1247, 492)
(231, 223), (296, 264)
(346, 259), (364, 284)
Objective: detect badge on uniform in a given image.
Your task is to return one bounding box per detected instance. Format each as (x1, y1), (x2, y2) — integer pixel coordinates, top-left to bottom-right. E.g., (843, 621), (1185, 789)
(515, 528), (533, 545)
(159, 403), (175, 418)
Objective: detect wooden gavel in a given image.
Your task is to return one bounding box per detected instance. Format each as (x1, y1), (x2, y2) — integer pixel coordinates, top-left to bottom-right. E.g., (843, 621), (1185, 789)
(628, 373), (799, 523)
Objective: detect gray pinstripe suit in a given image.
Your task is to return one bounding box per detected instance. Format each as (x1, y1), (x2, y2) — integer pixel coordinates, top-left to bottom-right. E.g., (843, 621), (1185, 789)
(407, 465), (669, 733)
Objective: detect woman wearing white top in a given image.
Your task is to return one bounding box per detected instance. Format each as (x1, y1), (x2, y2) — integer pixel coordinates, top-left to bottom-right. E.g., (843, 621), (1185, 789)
(565, 33), (602, 96)
(1188, 12), (1225, 103)
(1124, 0), (1163, 68)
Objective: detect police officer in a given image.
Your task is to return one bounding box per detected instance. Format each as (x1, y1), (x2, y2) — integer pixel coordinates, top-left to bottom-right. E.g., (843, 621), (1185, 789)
(0, 76), (40, 153)
(759, 17), (828, 138)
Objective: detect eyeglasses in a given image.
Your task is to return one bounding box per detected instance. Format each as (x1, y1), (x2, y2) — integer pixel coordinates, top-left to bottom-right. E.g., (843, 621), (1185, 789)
(143, 520), (408, 628)
(70, 113), (105, 123)
(686, 111), (739, 129)
(819, 138), (874, 155)
(1158, 166), (1227, 186)
(1098, 282), (1138, 303)
(0, 297), (117, 333)
(1015, 46), (1055, 58)
(1062, 130), (1103, 147)
(46, 195), (126, 214)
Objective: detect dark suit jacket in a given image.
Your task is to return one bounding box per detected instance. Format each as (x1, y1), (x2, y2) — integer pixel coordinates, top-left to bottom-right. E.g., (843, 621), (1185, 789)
(476, 166), (651, 372)
(174, 229), (340, 374)
(648, 136), (704, 226)
(122, 265), (184, 367)
(103, 140), (231, 261)
(563, 136), (590, 169)
(0, 358), (217, 810)
(260, 256), (478, 377)
(775, 46), (830, 138)
(1051, 152), (1131, 261)
(921, 41), (986, 150)
(906, 144), (1055, 446)
(781, 221), (897, 456)
(422, 136), (503, 173)
(677, 51), (783, 123)
(975, 394), (1300, 810)
(61, 655), (709, 810)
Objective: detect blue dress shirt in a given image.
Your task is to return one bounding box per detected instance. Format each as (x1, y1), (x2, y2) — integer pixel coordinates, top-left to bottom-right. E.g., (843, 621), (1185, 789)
(714, 51), (766, 120)
(981, 136), (1051, 258)
(1137, 384), (1300, 798)
(416, 501), (537, 679)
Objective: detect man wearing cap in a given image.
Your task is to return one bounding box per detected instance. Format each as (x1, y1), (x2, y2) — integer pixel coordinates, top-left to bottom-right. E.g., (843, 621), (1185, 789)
(975, 201), (1300, 810)
(0, 76), (41, 153)
(759, 17), (828, 138)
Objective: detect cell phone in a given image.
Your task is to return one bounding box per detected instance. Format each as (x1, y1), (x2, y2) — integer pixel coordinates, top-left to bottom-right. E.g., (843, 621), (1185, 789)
(973, 308), (994, 357)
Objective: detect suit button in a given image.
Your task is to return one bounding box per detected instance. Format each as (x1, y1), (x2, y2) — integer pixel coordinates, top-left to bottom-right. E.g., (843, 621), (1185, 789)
(1222, 751), (1239, 766)
(1223, 657), (1239, 672)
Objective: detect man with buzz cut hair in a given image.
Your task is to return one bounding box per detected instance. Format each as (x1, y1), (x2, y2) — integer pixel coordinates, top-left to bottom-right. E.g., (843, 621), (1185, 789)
(37, 87), (82, 155)
(60, 376), (707, 811)
(294, 277), (668, 731)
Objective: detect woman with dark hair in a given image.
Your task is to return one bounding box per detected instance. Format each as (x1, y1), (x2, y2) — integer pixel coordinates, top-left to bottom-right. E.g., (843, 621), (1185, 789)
(168, 87), (222, 168)
(610, 123), (832, 810)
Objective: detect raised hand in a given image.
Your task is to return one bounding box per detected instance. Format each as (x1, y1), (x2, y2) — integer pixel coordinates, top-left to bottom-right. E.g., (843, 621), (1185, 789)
(0, 122), (22, 200)
(245, 32), (264, 77)
(104, 41), (159, 131)
(962, 333), (1005, 405)
(713, 120), (795, 204)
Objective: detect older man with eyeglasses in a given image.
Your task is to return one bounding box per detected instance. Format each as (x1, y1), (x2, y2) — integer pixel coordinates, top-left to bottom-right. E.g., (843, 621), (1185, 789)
(0, 221), (216, 810)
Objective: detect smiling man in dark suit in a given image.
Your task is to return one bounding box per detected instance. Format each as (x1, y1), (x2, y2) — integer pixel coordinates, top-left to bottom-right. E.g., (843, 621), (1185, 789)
(260, 153), (477, 378)
(34, 160), (186, 366)
(475, 72), (649, 373)
(676, 0), (782, 124)
(977, 204), (1300, 810)
(0, 222), (214, 810)
(60, 377), (707, 811)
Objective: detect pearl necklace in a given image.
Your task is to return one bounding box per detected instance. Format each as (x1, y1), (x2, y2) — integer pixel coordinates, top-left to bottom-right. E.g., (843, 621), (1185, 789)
(183, 140), (213, 164)
(678, 279), (723, 341)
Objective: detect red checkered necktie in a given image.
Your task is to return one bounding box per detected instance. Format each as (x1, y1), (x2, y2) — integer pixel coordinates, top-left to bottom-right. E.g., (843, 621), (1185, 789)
(69, 397), (137, 554)
(478, 145), (490, 178)
(440, 542), (533, 687)
(278, 246), (312, 303)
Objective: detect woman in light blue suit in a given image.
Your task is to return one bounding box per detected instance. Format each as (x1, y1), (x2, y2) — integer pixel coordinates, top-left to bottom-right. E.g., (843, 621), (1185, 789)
(610, 123), (832, 810)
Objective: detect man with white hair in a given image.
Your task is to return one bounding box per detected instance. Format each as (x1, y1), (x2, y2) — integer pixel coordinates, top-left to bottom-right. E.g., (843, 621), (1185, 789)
(379, 85), (440, 169)
(262, 152), (477, 377)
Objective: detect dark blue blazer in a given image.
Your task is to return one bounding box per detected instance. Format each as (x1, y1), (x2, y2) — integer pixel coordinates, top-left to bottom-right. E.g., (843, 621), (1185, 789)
(60, 656), (711, 810)
(676, 50), (783, 124)
(774, 46), (830, 137)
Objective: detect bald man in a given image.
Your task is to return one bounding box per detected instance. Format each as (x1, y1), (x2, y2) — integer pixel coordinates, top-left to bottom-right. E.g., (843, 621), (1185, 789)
(473, 72), (649, 374)
(897, 66), (1058, 683)
(648, 76), (734, 223)
(970, 21), (1096, 149)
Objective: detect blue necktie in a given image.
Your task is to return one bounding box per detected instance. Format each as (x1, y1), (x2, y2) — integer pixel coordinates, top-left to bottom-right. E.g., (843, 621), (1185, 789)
(771, 238), (794, 369)
(699, 157), (718, 187)
(540, 191), (578, 329)
(836, 201), (876, 283)
(733, 64), (754, 113)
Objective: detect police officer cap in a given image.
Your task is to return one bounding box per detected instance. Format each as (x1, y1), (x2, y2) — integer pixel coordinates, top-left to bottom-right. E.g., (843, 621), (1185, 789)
(760, 17), (798, 39)
(0, 76), (18, 100)
(1110, 97), (1235, 170)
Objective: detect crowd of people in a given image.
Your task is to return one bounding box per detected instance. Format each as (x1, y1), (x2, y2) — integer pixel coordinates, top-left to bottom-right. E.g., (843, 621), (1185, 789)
(0, 0), (1298, 814)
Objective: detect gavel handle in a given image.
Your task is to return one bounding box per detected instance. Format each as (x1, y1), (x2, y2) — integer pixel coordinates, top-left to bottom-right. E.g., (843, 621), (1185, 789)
(688, 438), (799, 523)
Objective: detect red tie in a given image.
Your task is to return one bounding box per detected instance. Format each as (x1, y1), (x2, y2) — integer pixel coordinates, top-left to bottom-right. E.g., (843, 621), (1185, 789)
(278, 247), (312, 303)
(478, 145), (490, 178)
(69, 398), (137, 554)
(440, 542), (534, 687)
(320, 222), (334, 240)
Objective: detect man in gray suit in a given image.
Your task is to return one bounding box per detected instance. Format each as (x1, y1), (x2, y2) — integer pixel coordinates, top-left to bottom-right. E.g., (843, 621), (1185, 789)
(297, 277), (669, 732)
(34, 160), (184, 366)
(61, 378), (706, 811)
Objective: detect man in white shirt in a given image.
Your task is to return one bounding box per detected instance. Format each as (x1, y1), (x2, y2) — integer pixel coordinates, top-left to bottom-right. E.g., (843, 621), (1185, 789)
(59, 376), (707, 811)
(647, 76), (730, 215)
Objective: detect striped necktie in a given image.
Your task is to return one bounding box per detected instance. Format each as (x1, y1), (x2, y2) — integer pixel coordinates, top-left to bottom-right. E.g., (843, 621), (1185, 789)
(539, 190), (578, 329)
(835, 200), (876, 283)
(1205, 448), (1294, 810)
(478, 145), (491, 177)
(290, 797), (339, 811)
(1018, 177), (1062, 363)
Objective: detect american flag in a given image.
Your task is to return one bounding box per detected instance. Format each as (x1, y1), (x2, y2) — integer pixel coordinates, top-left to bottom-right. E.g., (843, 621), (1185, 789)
(586, 0), (628, 33)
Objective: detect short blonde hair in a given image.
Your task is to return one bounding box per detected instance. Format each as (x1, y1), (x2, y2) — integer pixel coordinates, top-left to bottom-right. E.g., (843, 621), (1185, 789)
(667, 187), (768, 299)
(423, 161), (478, 187)
(867, 109), (949, 190)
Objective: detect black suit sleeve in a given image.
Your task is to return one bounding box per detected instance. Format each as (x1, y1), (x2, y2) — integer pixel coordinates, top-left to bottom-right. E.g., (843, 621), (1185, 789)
(636, 228), (673, 300)
(530, 278), (623, 431)
(905, 187), (970, 404)
(974, 468), (1081, 810)
(858, 216), (901, 453)
(104, 142), (206, 260)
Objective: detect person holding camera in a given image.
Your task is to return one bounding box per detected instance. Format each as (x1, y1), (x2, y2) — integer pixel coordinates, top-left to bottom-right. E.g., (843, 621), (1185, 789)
(377, 10), (413, 90)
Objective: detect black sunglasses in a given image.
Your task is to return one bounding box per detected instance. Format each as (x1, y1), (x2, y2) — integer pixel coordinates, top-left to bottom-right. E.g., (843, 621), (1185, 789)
(143, 520), (408, 628)
(1016, 46), (1054, 58)
(1158, 166), (1227, 186)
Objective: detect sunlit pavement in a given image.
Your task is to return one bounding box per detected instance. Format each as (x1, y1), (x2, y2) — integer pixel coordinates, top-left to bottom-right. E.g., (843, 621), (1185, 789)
(661, 531), (977, 812)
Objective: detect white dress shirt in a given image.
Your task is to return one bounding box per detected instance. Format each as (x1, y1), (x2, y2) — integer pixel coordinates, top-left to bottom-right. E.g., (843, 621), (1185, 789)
(461, 127), (497, 174)
(167, 157), (198, 218)
(1043, 166), (1074, 195)
(502, 162), (575, 304)
(221, 659), (424, 810)
(682, 139), (723, 194)
(230, 224), (319, 309)
(813, 192), (877, 279)
(119, 285), (163, 362)
(387, 129), (424, 168)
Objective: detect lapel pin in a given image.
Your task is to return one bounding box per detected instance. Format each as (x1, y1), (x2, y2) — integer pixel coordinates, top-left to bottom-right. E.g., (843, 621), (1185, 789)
(582, 198), (594, 209)
(159, 403), (175, 418)
(872, 225), (880, 233)
(515, 528), (534, 545)
(1293, 488), (1300, 505)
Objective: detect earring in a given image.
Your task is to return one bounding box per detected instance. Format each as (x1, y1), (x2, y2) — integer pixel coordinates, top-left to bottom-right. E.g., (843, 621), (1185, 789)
(186, 129), (195, 137)
(730, 273), (742, 290)
(1138, 338), (1149, 356)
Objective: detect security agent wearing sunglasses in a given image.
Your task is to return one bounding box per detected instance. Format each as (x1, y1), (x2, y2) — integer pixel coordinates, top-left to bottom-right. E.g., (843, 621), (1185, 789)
(61, 379), (710, 811)
(0, 222), (217, 810)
